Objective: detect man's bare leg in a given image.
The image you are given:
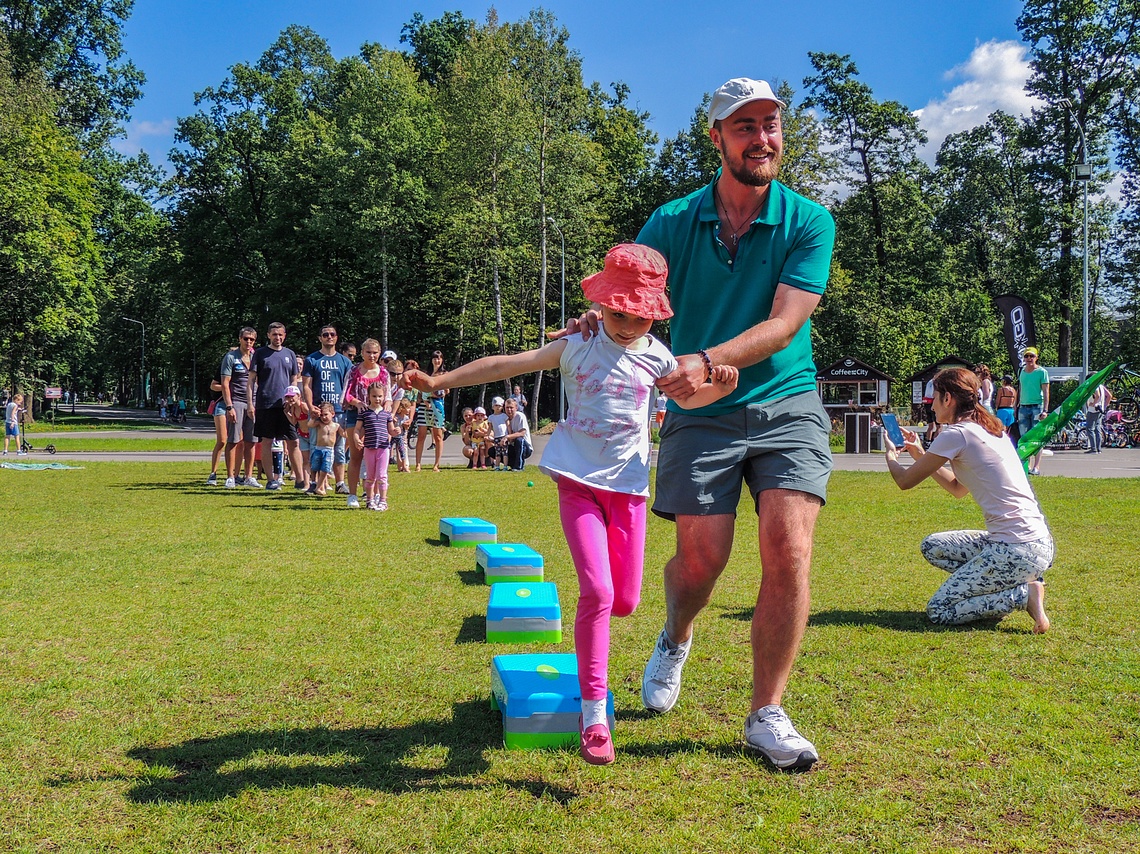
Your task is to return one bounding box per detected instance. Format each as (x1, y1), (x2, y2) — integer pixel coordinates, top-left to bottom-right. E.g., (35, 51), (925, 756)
(663, 514), (736, 644)
(643, 515), (734, 713)
(742, 488), (822, 770)
(750, 489), (821, 711)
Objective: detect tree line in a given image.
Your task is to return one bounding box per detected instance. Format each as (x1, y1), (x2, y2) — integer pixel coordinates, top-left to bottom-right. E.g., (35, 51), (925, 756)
(2, 1), (1138, 421)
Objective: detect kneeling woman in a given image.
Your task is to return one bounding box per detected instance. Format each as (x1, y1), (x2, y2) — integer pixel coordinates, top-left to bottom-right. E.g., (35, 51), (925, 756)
(884, 367), (1052, 632)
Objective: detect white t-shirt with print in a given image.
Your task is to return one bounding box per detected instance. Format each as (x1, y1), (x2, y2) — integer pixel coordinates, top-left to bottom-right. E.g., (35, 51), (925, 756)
(927, 421), (1050, 543)
(539, 325), (677, 497)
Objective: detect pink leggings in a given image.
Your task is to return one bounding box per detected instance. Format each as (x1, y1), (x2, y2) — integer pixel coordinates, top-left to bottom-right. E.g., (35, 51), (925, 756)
(558, 477), (647, 700)
(363, 447), (390, 494)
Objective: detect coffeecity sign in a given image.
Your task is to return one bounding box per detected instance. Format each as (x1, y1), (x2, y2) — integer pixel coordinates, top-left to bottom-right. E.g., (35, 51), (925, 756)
(823, 359), (870, 379)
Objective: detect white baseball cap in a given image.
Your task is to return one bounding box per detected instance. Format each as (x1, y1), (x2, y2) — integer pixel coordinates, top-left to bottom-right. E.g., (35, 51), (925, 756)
(708, 78), (786, 129)
(381, 350), (397, 361)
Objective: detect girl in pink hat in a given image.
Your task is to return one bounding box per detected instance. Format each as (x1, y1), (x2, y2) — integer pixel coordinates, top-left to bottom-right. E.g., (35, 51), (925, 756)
(403, 244), (738, 765)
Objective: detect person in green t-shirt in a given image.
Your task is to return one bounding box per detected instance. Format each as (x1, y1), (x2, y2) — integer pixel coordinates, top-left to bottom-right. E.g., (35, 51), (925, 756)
(556, 77), (835, 771)
(1015, 347), (1050, 475)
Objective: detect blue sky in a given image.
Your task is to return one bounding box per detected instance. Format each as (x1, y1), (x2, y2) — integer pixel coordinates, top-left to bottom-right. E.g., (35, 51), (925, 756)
(118, 0), (1037, 170)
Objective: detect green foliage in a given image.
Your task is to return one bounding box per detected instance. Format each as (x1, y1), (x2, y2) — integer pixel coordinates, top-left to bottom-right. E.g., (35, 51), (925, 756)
(0, 37), (102, 391)
(0, 0), (144, 139)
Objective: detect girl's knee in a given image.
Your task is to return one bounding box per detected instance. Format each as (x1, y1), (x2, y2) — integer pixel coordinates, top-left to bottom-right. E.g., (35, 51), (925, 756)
(577, 584), (614, 616)
(611, 593), (640, 619)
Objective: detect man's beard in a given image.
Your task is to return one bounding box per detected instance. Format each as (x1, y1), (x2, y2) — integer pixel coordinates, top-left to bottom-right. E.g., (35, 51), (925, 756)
(724, 146), (782, 186)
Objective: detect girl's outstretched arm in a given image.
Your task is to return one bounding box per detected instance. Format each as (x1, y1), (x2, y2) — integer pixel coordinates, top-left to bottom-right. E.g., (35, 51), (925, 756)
(670, 365), (740, 410)
(402, 341), (567, 392)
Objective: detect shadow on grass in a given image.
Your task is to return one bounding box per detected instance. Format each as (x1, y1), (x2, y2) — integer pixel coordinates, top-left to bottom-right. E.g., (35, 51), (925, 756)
(456, 569), (484, 586)
(621, 738), (815, 774)
(115, 700), (578, 803)
(456, 614), (485, 643)
(721, 605), (1012, 633)
(809, 609), (1014, 632)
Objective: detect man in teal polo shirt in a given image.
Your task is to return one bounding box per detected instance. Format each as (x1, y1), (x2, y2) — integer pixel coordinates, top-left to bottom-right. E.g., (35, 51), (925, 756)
(636, 78), (835, 770)
(1015, 347), (1049, 475)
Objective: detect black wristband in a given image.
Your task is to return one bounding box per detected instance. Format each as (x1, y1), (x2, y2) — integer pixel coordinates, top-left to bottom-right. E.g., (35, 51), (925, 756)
(697, 349), (713, 382)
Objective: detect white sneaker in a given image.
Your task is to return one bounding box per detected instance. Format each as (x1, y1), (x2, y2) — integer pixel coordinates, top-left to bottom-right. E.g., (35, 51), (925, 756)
(744, 705), (818, 770)
(242, 477), (263, 488)
(224, 477), (236, 489)
(206, 472), (218, 486)
(346, 495), (360, 509)
(641, 629), (691, 713)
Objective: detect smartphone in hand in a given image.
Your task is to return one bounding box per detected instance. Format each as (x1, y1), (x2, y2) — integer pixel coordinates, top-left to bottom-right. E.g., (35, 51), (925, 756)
(880, 413), (907, 448)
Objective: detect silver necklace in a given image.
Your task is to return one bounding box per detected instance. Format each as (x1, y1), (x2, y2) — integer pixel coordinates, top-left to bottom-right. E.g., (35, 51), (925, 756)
(715, 186), (765, 247)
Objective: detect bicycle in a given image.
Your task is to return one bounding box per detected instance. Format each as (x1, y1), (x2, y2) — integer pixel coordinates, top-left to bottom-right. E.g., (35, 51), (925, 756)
(1109, 363), (1140, 421)
(1048, 415), (1087, 451)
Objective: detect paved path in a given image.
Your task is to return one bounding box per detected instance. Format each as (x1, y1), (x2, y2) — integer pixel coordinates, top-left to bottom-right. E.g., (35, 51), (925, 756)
(21, 403), (1140, 477)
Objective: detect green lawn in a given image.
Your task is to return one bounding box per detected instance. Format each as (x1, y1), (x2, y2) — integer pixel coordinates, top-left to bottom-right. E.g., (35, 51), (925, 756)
(33, 437), (217, 452)
(1, 463), (1137, 853)
(24, 415), (188, 432)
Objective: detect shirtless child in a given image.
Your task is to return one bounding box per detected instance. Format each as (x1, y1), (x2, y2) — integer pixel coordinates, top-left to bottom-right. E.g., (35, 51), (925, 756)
(306, 401), (346, 496)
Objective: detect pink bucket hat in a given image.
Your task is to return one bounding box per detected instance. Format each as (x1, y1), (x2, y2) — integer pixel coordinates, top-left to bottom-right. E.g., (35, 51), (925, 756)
(581, 244), (673, 320)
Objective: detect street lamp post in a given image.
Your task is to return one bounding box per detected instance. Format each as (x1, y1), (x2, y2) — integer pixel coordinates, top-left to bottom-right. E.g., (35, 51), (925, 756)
(547, 216), (566, 418)
(122, 316), (145, 407)
(1062, 99), (1091, 381)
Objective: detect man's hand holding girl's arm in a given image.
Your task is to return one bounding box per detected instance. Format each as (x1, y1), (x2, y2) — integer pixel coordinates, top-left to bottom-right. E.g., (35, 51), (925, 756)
(660, 284), (822, 401)
(670, 365), (739, 411)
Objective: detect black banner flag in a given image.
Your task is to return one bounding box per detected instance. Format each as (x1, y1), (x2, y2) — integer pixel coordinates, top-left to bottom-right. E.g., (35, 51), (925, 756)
(993, 294), (1037, 372)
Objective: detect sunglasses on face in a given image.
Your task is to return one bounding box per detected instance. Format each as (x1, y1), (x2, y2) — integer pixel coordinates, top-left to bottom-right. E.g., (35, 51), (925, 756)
(320, 332), (337, 338)
(242, 337), (256, 342)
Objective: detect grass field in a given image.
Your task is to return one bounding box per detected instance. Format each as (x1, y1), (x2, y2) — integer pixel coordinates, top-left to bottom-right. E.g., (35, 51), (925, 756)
(1, 462), (1138, 853)
(26, 437), (217, 452)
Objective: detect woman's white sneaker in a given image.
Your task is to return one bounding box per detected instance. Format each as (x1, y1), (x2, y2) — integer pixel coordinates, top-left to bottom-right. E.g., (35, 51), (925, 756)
(744, 705), (818, 770)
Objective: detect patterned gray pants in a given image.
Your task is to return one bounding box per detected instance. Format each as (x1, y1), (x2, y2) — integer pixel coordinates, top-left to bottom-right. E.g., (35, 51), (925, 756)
(921, 530), (1054, 626)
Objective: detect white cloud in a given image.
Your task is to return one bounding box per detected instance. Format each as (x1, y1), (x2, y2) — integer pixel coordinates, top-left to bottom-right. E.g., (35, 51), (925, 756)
(112, 118), (177, 158)
(1100, 172), (1126, 205)
(914, 40), (1043, 162)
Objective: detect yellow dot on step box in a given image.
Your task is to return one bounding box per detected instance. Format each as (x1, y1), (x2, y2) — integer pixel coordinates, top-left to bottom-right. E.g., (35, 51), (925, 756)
(536, 664), (560, 679)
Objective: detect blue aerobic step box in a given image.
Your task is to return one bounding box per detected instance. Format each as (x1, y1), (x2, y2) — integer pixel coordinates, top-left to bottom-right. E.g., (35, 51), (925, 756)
(486, 582), (562, 644)
(476, 543), (544, 584)
(490, 653), (614, 750)
(439, 517), (497, 548)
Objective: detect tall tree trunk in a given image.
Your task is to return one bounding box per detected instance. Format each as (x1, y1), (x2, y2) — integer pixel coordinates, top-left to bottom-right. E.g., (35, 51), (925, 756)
(860, 150), (888, 287)
(381, 230), (389, 349)
(450, 272), (470, 426)
(532, 147), (548, 425)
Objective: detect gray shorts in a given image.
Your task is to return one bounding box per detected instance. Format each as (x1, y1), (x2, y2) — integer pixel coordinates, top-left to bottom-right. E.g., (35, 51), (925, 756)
(226, 401), (255, 445)
(652, 391), (832, 520)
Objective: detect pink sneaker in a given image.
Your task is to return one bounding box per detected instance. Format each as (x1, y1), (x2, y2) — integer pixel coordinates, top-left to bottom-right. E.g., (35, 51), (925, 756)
(579, 717), (614, 766)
